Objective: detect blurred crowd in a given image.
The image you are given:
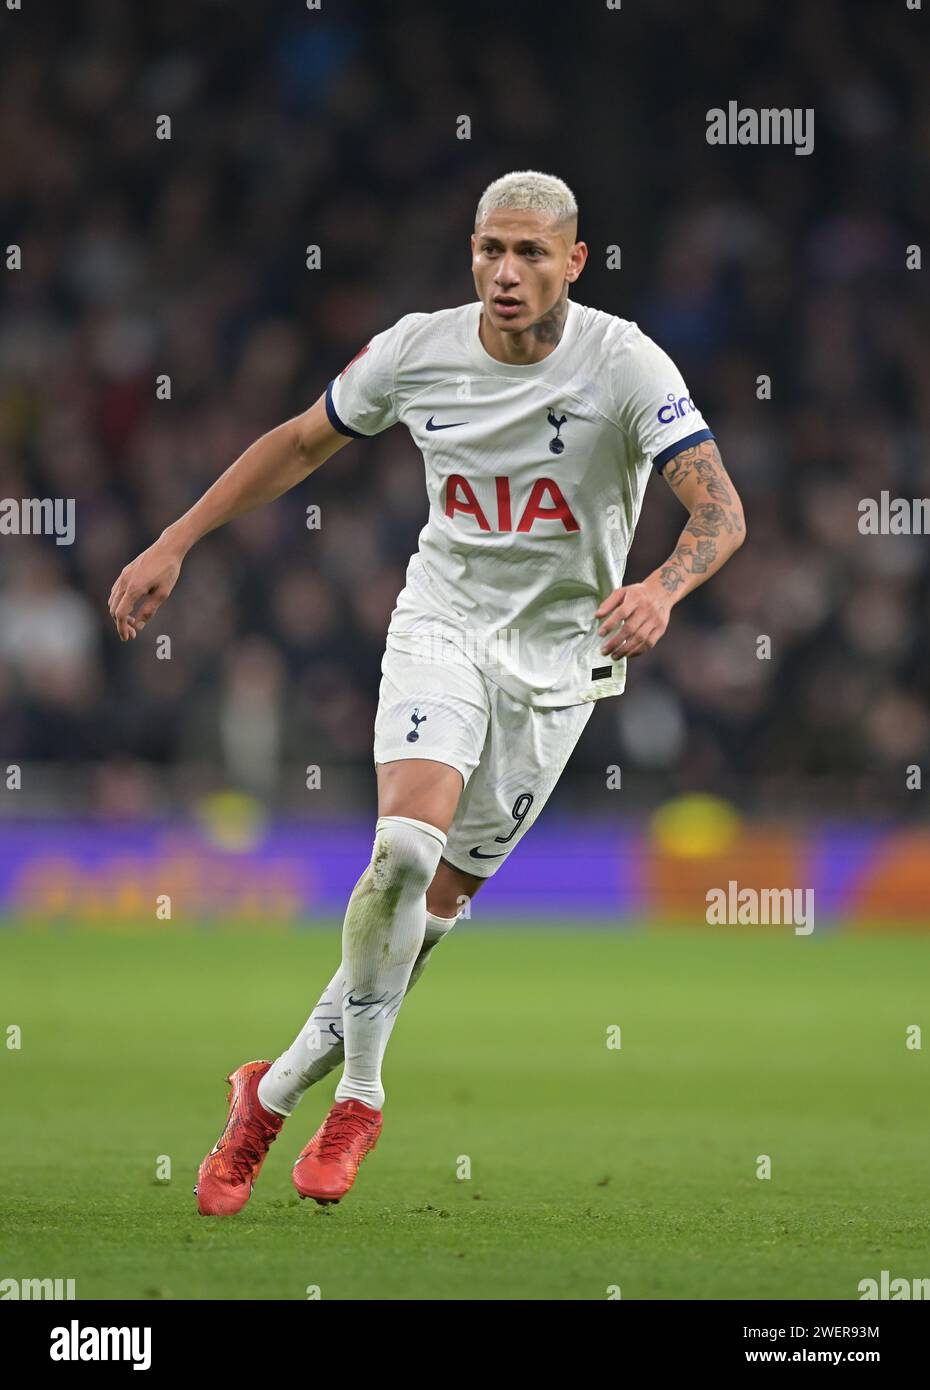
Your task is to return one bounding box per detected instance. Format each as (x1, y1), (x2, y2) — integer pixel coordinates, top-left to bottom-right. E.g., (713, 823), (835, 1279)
(0, 0), (928, 817)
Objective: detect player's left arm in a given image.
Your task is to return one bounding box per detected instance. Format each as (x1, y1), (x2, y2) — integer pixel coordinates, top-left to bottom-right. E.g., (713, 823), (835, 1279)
(596, 439), (746, 659)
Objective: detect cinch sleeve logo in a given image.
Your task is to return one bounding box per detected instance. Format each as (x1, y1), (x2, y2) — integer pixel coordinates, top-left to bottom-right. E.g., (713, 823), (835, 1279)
(339, 344), (371, 378)
(657, 391), (697, 424)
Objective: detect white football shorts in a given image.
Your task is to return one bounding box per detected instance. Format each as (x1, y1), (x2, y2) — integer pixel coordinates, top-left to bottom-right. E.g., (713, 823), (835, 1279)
(372, 631), (595, 877)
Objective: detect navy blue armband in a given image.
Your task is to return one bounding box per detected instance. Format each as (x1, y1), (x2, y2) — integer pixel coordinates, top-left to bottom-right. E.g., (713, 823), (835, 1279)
(325, 379), (367, 439)
(653, 428), (716, 473)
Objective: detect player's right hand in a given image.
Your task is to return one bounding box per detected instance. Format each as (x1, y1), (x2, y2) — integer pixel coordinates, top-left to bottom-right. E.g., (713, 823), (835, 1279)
(108, 537), (184, 642)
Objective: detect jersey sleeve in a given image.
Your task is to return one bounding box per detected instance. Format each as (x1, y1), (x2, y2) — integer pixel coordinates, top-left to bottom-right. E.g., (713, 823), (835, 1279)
(326, 318), (408, 438)
(613, 326), (715, 473)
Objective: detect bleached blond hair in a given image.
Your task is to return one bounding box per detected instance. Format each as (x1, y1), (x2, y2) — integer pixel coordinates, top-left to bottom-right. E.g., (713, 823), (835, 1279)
(475, 170), (578, 232)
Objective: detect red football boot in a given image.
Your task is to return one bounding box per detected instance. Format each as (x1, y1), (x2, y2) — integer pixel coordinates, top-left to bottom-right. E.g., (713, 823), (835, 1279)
(196, 1060), (284, 1216)
(292, 1097), (382, 1204)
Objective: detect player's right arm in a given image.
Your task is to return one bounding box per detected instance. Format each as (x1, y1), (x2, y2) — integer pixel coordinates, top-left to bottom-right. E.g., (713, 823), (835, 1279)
(108, 392), (350, 641)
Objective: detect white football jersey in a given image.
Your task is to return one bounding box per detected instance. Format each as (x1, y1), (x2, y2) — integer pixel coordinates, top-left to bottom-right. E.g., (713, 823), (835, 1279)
(326, 298), (714, 707)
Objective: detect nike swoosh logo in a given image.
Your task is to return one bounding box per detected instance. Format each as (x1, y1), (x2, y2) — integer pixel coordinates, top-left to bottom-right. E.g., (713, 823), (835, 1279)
(426, 416), (469, 430)
(469, 847), (507, 859)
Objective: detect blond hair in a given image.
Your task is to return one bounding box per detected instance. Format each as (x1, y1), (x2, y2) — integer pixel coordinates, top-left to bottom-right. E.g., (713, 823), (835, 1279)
(475, 170), (578, 231)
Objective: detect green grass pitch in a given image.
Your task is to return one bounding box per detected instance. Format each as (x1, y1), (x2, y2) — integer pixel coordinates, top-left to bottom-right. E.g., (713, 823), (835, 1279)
(1, 923), (927, 1300)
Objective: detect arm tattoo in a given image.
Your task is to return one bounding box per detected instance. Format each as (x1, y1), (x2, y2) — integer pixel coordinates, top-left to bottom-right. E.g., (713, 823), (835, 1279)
(690, 538), (717, 573)
(659, 564), (685, 594)
(663, 440), (728, 495)
(658, 537), (719, 590)
(684, 501), (733, 539)
(653, 439), (744, 598)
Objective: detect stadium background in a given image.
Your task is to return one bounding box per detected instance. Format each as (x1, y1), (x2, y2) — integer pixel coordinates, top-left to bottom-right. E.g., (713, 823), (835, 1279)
(1, 0), (928, 923)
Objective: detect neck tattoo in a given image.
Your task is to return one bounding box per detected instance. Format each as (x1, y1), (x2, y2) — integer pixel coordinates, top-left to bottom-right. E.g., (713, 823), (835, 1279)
(529, 294), (568, 347)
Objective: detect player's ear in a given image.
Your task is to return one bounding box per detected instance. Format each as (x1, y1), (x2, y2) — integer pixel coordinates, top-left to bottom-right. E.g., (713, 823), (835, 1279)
(565, 241), (587, 282)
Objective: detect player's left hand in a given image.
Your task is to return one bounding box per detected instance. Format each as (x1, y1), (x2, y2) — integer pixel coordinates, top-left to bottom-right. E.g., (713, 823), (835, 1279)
(595, 578), (671, 660)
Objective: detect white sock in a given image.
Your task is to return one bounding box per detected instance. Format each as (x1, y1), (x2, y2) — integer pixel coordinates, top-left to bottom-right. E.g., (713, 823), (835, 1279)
(334, 816), (446, 1111)
(257, 910), (458, 1118)
(258, 821), (449, 1117)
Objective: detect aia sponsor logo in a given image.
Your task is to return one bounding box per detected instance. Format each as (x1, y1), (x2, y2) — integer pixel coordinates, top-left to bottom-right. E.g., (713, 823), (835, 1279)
(445, 476), (579, 533)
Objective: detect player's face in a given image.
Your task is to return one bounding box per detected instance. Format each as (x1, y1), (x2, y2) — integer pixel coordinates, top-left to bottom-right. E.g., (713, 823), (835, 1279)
(471, 210), (586, 332)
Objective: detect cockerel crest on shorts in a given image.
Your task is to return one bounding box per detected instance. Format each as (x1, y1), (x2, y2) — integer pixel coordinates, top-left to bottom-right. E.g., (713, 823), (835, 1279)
(406, 708), (427, 743)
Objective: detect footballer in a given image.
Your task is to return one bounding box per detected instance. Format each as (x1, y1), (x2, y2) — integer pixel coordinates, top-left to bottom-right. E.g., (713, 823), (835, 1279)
(108, 171), (746, 1214)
